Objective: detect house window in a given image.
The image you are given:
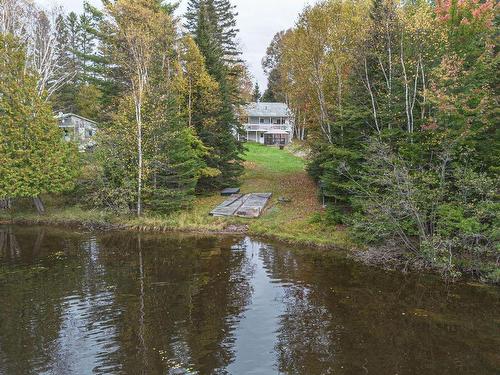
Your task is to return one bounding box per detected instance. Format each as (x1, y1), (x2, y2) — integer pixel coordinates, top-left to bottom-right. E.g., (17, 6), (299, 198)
(260, 118), (265, 124)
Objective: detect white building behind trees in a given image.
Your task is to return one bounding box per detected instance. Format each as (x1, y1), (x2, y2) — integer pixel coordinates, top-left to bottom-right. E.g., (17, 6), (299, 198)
(57, 113), (97, 152)
(240, 102), (293, 146)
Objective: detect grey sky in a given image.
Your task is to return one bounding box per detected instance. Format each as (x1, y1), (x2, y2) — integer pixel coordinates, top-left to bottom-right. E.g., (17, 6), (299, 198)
(36, 0), (317, 89)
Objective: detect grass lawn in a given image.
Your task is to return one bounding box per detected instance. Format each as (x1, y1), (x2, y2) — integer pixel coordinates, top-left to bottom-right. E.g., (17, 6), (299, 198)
(240, 143), (349, 247)
(0, 142), (351, 249)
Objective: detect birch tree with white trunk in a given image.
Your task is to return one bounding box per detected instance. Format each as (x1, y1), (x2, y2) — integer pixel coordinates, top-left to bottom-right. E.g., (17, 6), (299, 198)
(105, 0), (174, 217)
(1, 0), (72, 99)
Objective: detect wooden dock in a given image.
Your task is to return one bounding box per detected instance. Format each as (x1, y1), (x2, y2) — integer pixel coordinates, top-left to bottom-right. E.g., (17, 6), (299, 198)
(210, 193), (272, 218)
(221, 188), (241, 196)
(235, 193), (272, 218)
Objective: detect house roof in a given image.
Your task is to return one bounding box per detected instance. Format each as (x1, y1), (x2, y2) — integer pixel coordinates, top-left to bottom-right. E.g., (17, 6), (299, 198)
(244, 102), (291, 118)
(56, 112), (97, 125)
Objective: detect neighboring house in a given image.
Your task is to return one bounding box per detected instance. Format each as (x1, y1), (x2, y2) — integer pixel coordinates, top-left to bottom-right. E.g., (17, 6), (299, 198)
(57, 113), (97, 152)
(240, 102), (293, 146)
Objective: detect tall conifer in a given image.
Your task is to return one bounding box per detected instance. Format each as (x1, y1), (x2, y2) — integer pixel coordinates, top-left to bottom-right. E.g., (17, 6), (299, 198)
(185, 0), (243, 190)
(0, 34), (78, 213)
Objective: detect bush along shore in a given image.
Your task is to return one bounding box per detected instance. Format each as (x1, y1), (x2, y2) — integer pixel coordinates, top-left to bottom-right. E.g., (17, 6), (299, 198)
(1, 143), (498, 285)
(1, 0), (498, 285)
(0, 143), (351, 248)
(261, 0), (499, 284)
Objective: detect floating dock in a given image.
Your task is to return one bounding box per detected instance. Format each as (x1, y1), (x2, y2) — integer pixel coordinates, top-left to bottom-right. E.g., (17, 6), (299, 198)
(210, 193), (272, 218)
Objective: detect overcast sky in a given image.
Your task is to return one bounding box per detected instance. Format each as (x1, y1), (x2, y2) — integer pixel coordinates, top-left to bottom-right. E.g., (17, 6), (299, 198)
(36, 0), (318, 89)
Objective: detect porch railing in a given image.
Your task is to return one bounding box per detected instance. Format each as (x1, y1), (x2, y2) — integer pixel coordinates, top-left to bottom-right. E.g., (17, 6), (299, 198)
(243, 124), (292, 132)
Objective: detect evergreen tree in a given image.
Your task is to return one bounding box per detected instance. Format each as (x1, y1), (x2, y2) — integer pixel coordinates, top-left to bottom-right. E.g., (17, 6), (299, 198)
(143, 91), (206, 213)
(52, 2), (113, 120)
(213, 0), (241, 62)
(92, 0), (206, 214)
(261, 67), (284, 102)
(252, 82), (261, 102)
(53, 12), (76, 113)
(185, 0), (244, 190)
(0, 34), (78, 213)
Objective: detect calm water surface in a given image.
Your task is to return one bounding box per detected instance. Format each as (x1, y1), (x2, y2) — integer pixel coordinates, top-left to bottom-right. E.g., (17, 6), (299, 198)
(0, 225), (498, 374)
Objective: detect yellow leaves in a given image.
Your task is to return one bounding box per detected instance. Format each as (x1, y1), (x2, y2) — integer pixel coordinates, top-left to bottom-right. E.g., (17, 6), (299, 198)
(105, 0), (176, 83)
(279, 0), (372, 135)
(400, 1), (445, 47)
(200, 167), (222, 178)
(178, 36), (218, 101)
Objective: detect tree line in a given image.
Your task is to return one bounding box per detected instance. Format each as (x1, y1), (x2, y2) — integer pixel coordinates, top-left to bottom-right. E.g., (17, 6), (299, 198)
(263, 0), (498, 281)
(0, 0), (251, 216)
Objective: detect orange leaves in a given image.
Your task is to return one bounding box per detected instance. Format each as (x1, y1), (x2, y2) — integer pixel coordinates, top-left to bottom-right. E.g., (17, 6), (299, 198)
(435, 0), (497, 29)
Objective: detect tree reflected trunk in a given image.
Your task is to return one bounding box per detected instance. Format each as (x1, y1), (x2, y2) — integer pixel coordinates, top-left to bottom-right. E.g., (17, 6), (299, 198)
(0, 227), (7, 256)
(32, 228), (46, 257)
(138, 234), (147, 372)
(9, 227), (20, 258)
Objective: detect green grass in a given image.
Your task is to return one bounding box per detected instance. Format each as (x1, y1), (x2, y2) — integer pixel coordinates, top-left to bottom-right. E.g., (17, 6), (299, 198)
(242, 142), (305, 173)
(0, 142), (351, 249)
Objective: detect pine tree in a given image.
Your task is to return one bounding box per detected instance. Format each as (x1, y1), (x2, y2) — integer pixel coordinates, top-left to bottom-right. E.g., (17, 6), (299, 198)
(261, 67), (284, 102)
(143, 92), (206, 213)
(213, 0), (241, 62)
(185, 0), (244, 190)
(0, 34), (78, 214)
(52, 2), (112, 119)
(252, 82), (261, 102)
(94, 0), (206, 214)
(53, 12), (77, 113)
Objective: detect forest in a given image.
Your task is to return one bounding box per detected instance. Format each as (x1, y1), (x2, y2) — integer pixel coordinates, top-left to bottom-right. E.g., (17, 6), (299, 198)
(1, 0), (250, 215)
(262, 0), (498, 281)
(0, 0), (498, 282)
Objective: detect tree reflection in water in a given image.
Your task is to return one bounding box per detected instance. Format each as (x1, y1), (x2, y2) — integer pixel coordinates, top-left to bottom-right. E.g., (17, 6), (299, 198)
(258, 244), (338, 375)
(0, 225), (499, 375)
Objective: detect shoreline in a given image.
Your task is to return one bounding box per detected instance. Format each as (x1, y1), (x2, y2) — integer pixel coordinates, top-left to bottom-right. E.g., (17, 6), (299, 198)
(1, 144), (497, 285)
(0, 214), (340, 249)
(2, 214), (497, 286)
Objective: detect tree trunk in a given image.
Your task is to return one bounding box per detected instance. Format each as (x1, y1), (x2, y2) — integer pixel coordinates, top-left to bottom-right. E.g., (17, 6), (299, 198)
(137, 111), (143, 217)
(33, 196), (45, 215)
(134, 87), (144, 218)
(0, 198), (11, 210)
(400, 37), (412, 134)
(365, 58), (380, 134)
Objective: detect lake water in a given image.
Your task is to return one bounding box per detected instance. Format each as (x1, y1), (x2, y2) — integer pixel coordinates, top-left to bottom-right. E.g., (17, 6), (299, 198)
(0, 225), (498, 374)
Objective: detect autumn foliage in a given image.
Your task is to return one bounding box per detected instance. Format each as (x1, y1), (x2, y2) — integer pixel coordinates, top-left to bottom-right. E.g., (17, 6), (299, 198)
(266, 0), (499, 281)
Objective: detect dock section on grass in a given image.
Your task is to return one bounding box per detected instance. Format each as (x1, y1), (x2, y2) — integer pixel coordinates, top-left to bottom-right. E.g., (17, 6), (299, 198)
(221, 188), (241, 196)
(235, 193), (272, 218)
(210, 193), (272, 218)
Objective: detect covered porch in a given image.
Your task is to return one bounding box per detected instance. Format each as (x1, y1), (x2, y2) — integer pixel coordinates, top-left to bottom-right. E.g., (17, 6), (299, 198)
(245, 129), (290, 146)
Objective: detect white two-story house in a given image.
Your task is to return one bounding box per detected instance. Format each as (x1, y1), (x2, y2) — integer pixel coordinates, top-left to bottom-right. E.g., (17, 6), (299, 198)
(241, 102), (293, 146)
